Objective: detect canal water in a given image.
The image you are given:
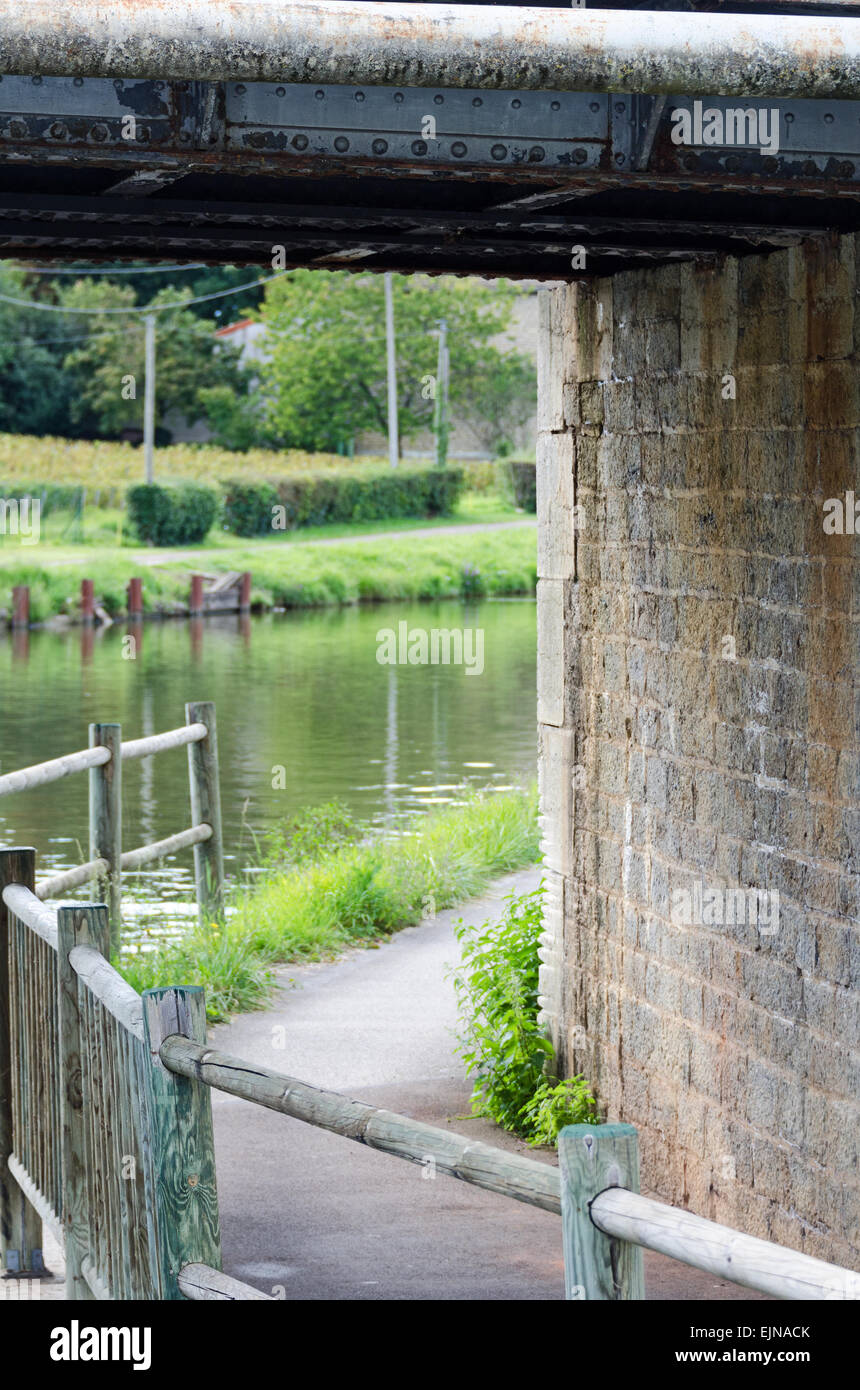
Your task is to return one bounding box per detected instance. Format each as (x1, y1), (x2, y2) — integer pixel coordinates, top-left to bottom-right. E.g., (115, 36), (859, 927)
(0, 598), (537, 924)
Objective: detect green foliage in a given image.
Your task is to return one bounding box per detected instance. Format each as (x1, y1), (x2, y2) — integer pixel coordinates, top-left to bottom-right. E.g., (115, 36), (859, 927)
(120, 787), (541, 1022)
(453, 886), (600, 1143)
(518, 1076), (599, 1146)
(507, 460), (537, 512)
(221, 467), (464, 536)
(255, 800), (362, 871)
(127, 482), (218, 545)
(58, 280), (245, 437)
(197, 385), (261, 452)
(256, 270), (536, 452)
(453, 886), (551, 1132)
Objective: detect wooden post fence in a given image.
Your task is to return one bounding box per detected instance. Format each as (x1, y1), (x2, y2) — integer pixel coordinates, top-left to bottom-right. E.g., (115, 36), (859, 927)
(142, 986), (221, 1299)
(185, 702), (225, 922)
(0, 848), (44, 1277)
(559, 1123), (644, 1300)
(89, 723), (122, 955)
(57, 903), (105, 1300)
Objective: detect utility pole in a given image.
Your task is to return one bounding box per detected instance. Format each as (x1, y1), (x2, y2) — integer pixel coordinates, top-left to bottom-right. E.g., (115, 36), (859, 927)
(384, 272), (399, 468)
(434, 317), (449, 468)
(143, 312), (156, 484)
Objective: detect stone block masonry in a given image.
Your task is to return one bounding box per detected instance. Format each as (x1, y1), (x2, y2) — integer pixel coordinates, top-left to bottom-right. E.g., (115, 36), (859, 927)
(536, 233), (859, 1270)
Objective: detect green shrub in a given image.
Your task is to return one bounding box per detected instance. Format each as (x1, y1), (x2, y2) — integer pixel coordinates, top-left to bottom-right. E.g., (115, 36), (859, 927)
(127, 482), (218, 545)
(518, 1076), (599, 1146)
(221, 467), (464, 537)
(452, 885), (599, 1143)
(506, 460), (537, 512)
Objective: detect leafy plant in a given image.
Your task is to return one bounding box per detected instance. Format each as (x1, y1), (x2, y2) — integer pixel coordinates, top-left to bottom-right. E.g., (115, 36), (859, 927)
(452, 886), (552, 1132)
(255, 800), (361, 871)
(518, 1076), (599, 1146)
(452, 885), (599, 1143)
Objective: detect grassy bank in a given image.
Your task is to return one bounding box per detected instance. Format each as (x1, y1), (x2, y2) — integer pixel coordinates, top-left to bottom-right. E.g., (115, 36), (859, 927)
(0, 526), (536, 622)
(120, 787), (540, 1022)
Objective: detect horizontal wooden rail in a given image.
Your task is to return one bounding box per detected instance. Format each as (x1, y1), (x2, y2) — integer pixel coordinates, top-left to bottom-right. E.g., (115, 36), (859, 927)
(68, 944), (145, 1042)
(121, 723), (207, 761)
(178, 1263), (276, 1301)
(161, 1038), (561, 1214)
(0, 745), (110, 798)
(35, 859), (108, 901)
(33, 826), (212, 900)
(2, 884), (58, 948)
(120, 823), (212, 871)
(591, 1186), (860, 1301)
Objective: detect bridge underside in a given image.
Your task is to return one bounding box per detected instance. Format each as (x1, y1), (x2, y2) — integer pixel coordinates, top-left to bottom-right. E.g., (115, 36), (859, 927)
(1, 76), (860, 277)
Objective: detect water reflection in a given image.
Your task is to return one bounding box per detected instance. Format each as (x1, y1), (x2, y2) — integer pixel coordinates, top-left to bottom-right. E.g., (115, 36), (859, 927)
(0, 598), (537, 915)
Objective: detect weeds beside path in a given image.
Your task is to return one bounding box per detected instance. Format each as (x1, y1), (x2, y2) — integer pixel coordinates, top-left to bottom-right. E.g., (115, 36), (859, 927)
(121, 788), (541, 1022)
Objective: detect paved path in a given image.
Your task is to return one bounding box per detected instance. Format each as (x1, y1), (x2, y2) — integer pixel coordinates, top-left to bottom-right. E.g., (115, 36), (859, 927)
(211, 868), (768, 1302)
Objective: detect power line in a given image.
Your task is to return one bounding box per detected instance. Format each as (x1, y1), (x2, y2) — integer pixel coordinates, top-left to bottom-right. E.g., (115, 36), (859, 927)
(0, 269), (287, 315)
(19, 262), (207, 275)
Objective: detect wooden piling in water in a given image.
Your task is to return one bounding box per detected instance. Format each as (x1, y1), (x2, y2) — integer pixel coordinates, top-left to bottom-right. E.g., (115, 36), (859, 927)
(0, 847), (44, 1277)
(126, 577), (143, 619)
(80, 578), (95, 626)
(239, 571), (252, 613)
(88, 724), (122, 956)
(185, 702), (225, 922)
(11, 585), (29, 630)
(189, 573), (204, 617)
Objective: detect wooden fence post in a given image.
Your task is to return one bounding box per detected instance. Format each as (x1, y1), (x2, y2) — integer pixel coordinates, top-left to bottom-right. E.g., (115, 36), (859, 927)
(559, 1123), (644, 1300)
(142, 986), (221, 1299)
(57, 904), (107, 1300)
(0, 848), (44, 1276)
(185, 702), (224, 923)
(89, 723), (122, 956)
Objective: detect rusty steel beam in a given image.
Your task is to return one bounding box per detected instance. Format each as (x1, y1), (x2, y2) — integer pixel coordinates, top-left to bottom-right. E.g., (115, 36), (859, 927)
(0, 3), (859, 101)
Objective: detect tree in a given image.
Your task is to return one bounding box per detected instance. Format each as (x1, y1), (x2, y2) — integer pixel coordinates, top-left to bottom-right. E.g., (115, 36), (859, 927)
(58, 280), (245, 436)
(0, 264), (98, 436)
(254, 271), (536, 454)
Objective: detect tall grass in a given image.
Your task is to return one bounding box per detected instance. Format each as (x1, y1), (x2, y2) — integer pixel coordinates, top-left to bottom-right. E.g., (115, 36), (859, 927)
(120, 787), (540, 1022)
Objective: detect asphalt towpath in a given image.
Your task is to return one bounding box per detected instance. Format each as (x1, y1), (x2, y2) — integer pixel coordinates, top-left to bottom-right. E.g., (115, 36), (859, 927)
(211, 867), (768, 1302)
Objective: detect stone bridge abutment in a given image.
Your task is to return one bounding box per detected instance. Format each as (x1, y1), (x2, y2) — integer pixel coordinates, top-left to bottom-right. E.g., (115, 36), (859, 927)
(537, 235), (859, 1269)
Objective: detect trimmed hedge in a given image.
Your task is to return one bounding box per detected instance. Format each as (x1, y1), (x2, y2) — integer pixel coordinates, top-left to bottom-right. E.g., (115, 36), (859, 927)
(127, 482), (219, 545)
(507, 460), (537, 513)
(221, 467), (464, 537)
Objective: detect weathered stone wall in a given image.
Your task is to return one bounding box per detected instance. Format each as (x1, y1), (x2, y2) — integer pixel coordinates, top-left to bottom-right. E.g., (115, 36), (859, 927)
(536, 235), (859, 1269)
